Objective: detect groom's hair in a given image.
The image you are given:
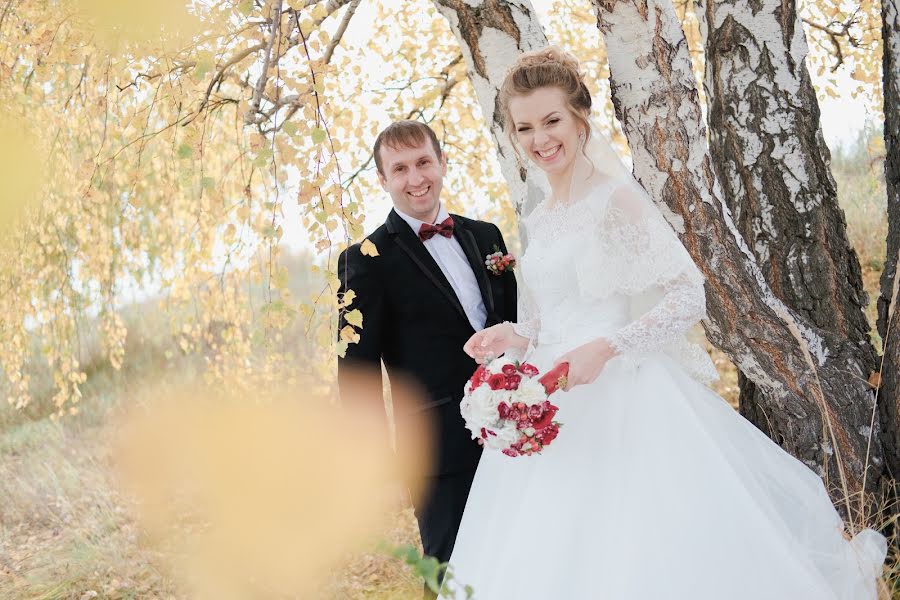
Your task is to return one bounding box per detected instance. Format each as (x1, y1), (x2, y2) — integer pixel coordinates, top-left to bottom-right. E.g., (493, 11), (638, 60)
(373, 121), (442, 176)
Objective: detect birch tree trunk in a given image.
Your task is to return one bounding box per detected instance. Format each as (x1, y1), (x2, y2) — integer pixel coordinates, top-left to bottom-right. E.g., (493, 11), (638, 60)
(693, 0), (884, 477)
(587, 0), (882, 507)
(878, 0), (900, 478)
(431, 0), (550, 219)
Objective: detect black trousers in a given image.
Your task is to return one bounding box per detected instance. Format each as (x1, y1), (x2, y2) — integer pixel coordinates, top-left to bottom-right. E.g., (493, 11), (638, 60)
(413, 470), (478, 598)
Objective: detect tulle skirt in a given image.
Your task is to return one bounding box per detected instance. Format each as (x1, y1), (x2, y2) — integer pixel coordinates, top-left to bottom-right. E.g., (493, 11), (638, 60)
(443, 345), (886, 600)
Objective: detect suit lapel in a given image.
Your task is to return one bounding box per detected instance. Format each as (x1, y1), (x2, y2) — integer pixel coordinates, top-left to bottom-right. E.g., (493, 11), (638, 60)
(451, 215), (495, 316)
(386, 209), (469, 324)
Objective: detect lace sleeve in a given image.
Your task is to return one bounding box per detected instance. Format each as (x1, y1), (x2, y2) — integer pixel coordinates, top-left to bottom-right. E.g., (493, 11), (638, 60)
(607, 273), (706, 355)
(577, 178), (718, 382)
(577, 178), (705, 301)
(512, 268), (540, 340)
(508, 272), (540, 360)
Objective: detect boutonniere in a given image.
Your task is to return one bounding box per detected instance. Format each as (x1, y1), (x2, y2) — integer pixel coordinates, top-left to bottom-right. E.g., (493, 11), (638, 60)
(484, 246), (516, 277)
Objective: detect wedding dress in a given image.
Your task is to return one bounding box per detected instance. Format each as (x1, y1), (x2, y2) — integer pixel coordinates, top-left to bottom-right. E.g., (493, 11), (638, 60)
(442, 133), (886, 599)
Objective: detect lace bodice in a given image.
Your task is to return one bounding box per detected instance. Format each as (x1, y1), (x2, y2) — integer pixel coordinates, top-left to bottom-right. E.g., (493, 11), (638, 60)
(512, 179), (718, 384)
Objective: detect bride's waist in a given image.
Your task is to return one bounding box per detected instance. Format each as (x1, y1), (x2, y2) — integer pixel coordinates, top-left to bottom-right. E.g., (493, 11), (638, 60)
(536, 315), (628, 347)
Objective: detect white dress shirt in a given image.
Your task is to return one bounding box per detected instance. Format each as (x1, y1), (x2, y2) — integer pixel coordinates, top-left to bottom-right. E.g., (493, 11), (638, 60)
(395, 205), (488, 332)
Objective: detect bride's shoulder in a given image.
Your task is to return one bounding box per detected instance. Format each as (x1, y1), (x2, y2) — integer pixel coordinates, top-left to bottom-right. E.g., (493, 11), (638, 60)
(579, 176), (630, 218)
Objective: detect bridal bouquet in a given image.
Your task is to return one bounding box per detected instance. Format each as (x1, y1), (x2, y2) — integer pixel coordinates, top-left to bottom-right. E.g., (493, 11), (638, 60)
(460, 359), (568, 457)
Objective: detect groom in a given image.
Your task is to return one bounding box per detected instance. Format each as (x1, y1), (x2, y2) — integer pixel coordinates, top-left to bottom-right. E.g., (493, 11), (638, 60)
(337, 121), (517, 576)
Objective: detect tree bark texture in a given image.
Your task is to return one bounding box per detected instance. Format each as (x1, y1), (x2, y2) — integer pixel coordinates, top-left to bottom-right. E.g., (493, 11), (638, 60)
(878, 0), (900, 479)
(587, 0), (882, 507)
(694, 0), (884, 481)
(431, 0), (550, 222)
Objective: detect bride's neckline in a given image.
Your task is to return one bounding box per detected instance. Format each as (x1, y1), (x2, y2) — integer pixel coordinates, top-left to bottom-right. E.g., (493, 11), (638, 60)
(539, 179), (616, 212)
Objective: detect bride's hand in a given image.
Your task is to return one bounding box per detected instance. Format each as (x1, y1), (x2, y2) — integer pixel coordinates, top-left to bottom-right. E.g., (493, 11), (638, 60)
(464, 323), (521, 363)
(552, 338), (618, 390)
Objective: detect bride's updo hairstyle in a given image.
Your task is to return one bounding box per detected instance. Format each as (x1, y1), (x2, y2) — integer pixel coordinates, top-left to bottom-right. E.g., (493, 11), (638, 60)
(498, 46), (593, 148)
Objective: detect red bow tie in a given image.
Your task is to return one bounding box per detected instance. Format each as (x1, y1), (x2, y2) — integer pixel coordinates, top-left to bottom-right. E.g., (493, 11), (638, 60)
(418, 217), (454, 241)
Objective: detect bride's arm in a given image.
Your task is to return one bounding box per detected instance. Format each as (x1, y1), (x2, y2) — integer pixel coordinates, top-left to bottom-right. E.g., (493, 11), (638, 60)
(464, 272), (539, 362)
(553, 275), (706, 389)
(606, 273), (706, 356)
(556, 178), (709, 388)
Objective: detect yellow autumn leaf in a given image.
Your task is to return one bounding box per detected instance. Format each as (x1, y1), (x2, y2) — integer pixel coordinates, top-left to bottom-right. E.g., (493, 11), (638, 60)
(360, 239), (379, 257)
(114, 382), (430, 598)
(311, 2), (328, 20)
(341, 289), (356, 307)
(339, 325), (360, 344)
(344, 309), (363, 328)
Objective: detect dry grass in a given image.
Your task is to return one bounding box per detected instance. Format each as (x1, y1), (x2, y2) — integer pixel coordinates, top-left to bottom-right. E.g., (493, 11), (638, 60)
(0, 410), (179, 599)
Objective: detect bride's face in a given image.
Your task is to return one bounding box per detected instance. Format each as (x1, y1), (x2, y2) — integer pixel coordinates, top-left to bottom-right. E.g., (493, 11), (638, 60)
(508, 87), (583, 178)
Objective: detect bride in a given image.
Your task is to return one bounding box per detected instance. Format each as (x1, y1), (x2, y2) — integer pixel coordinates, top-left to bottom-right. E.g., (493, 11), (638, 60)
(442, 47), (887, 599)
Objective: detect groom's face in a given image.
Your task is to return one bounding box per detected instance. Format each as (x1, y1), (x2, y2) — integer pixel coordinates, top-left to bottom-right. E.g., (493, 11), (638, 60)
(377, 139), (447, 223)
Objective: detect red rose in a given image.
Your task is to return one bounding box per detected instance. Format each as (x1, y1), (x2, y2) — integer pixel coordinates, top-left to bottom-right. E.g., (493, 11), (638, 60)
(504, 374), (522, 390)
(540, 424), (560, 445)
(487, 373), (507, 390)
(469, 364), (487, 389)
(538, 362), (570, 395)
(532, 407), (558, 430)
(527, 404), (544, 420)
(501, 364), (518, 376)
(497, 401), (510, 419)
(518, 363), (539, 376)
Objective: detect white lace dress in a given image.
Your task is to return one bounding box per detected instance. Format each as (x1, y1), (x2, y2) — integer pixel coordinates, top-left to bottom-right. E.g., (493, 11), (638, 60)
(443, 179), (886, 599)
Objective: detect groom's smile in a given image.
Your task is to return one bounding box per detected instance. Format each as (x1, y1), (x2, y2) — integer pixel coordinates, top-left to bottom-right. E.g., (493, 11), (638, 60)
(407, 185), (431, 198)
(377, 137), (448, 224)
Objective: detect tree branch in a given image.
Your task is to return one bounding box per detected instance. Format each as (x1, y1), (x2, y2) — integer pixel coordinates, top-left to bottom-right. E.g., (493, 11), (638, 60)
(802, 8), (864, 72)
(247, 0), (284, 124)
(322, 0), (360, 64)
(182, 42), (267, 127)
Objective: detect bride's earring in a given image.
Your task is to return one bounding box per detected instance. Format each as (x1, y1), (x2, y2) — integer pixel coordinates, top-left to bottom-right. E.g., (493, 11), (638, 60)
(578, 131), (586, 141)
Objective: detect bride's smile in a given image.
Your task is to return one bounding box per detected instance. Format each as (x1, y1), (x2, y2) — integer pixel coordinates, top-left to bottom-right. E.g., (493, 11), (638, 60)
(508, 86), (587, 193)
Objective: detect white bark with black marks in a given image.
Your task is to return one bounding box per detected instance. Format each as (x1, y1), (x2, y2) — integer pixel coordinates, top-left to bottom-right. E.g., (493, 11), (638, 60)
(878, 0), (900, 478)
(694, 0), (884, 485)
(589, 0), (881, 507)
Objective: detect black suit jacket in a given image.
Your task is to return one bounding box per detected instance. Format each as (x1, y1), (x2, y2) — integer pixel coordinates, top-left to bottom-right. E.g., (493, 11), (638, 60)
(337, 208), (517, 476)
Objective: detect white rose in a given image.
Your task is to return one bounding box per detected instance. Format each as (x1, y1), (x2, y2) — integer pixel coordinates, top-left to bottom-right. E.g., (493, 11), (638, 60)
(484, 421), (521, 451)
(514, 377), (547, 405)
(462, 385), (504, 429)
